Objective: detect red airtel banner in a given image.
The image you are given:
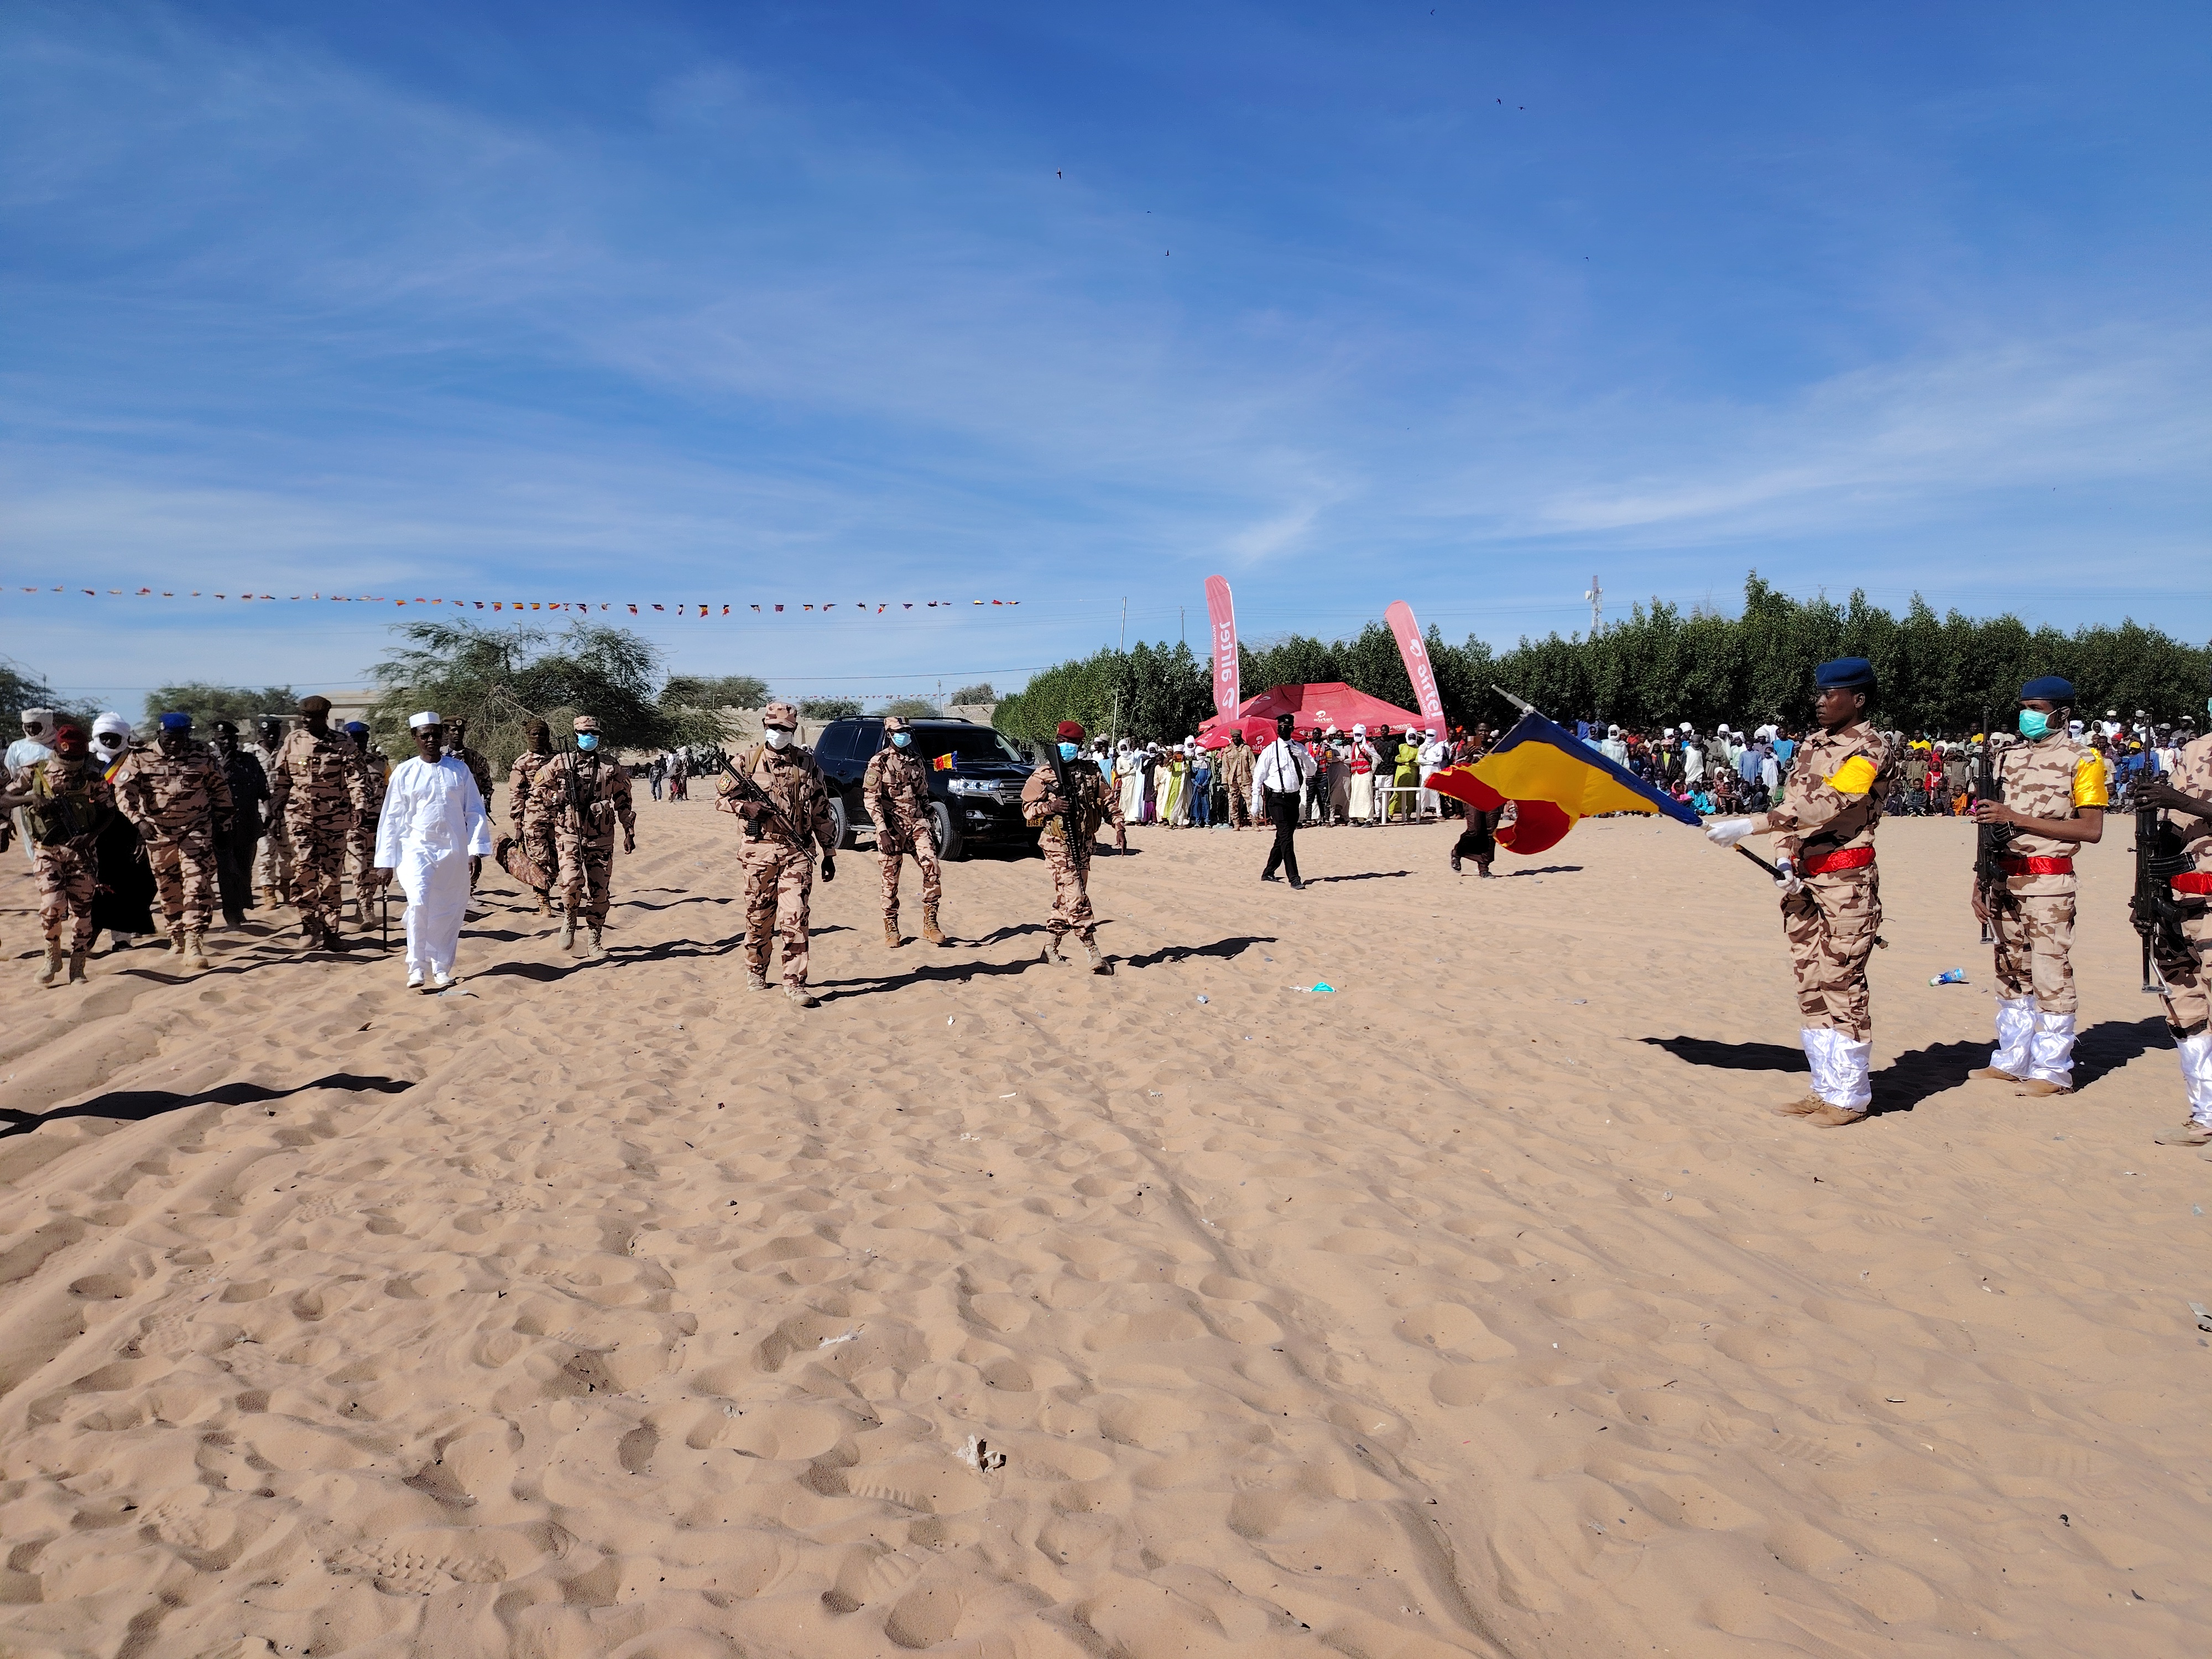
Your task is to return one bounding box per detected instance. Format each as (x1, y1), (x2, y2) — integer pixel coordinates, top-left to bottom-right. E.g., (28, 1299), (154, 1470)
(1204, 575), (1240, 721)
(1385, 599), (1446, 723)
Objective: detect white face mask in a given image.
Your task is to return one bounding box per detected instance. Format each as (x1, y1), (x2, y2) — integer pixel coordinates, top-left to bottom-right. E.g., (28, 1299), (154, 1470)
(764, 727), (794, 750)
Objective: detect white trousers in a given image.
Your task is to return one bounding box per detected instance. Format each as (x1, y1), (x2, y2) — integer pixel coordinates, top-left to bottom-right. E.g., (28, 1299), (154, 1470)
(397, 843), (471, 977)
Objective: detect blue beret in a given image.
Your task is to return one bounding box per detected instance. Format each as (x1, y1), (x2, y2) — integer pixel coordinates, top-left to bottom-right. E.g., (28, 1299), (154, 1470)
(2020, 675), (2074, 703)
(158, 711), (191, 731)
(343, 721), (369, 735)
(1815, 657), (1876, 691)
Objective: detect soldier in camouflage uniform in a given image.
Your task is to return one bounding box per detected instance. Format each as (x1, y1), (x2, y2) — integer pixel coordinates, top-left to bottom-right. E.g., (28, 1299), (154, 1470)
(209, 719), (268, 930)
(862, 714), (947, 949)
(444, 717), (495, 892)
(2140, 669), (2212, 1152)
(538, 714), (636, 958)
(1020, 719), (1128, 974)
(717, 701), (838, 1007)
(0, 722), (115, 985)
(267, 696), (376, 951)
(504, 718), (560, 913)
(1707, 658), (1896, 1126)
(115, 712), (236, 969)
(249, 716), (293, 907)
(342, 722), (387, 926)
(1966, 675), (2107, 1097)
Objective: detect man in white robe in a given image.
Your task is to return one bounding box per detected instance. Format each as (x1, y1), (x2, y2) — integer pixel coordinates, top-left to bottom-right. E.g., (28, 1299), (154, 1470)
(372, 711), (493, 990)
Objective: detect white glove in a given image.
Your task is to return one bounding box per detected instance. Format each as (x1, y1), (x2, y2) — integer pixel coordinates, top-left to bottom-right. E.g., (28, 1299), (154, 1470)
(1704, 816), (1756, 848)
(1773, 855), (1803, 896)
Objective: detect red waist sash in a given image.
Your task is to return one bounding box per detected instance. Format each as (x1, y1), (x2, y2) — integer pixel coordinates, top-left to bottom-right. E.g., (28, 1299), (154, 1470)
(1802, 846), (1875, 875)
(2173, 872), (2212, 895)
(2000, 855), (2074, 877)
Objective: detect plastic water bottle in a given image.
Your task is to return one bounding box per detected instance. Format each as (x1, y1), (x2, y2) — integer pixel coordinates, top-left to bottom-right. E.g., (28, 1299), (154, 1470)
(1929, 968), (1968, 986)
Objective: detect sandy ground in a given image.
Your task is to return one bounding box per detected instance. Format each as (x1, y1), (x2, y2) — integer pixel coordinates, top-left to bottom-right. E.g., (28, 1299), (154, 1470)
(0, 796), (2206, 1659)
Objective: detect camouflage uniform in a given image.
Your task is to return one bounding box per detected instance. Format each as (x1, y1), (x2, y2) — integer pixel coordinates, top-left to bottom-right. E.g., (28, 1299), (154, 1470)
(115, 741), (234, 936)
(717, 741), (837, 988)
(448, 742), (494, 805)
(862, 741), (942, 940)
(268, 727), (375, 938)
(540, 748), (635, 922)
(1219, 743), (1255, 828)
(2156, 735), (2212, 1039)
(347, 748), (389, 917)
(9, 757), (114, 962)
(1020, 757), (1126, 954)
(1980, 735), (2106, 1089)
(506, 749), (560, 898)
(1757, 721), (1896, 1041)
(245, 737), (292, 901)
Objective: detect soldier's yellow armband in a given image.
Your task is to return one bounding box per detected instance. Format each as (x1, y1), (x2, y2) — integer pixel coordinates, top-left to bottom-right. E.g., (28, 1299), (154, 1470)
(1824, 755), (1879, 797)
(2072, 754), (2109, 808)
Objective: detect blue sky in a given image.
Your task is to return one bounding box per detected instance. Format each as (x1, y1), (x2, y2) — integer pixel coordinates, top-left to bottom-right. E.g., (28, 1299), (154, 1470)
(3, 1), (2205, 714)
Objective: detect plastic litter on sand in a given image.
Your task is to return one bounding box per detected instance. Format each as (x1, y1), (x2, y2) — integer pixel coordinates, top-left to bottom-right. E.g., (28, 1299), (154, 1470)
(1929, 968), (1968, 985)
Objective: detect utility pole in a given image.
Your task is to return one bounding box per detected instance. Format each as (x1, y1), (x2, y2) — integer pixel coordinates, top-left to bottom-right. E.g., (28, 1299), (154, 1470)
(1119, 597), (1128, 653)
(1583, 573), (1603, 635)
(1179, 604), (1185, 647)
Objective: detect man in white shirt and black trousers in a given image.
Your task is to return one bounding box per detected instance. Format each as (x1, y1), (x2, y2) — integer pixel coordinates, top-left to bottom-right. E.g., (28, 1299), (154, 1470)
(1255, 712), (1318, 889)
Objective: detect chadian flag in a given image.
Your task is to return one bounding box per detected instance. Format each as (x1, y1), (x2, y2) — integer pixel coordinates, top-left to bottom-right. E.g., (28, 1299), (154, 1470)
(930, 752), (955, 772)
(1429, 708), (1698, 855)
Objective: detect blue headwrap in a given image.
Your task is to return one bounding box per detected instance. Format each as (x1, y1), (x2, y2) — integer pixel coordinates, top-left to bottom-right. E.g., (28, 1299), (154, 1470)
(1814, 657), (1876, 691)
(2019, 675), (2074, 705)
(158, 711), (191, 732)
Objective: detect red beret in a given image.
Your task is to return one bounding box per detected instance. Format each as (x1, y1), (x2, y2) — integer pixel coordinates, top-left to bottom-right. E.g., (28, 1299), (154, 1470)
(1056, 719), (1086, 743)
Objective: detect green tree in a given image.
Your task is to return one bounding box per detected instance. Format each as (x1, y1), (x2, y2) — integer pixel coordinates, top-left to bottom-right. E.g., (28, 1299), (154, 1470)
(880, 697), (940, 718)
(369, 619), (731, 768)
(798, 697), (862, 721)
(949, 682), (997, 705)
(993, 641), (1211, 745)
(143, 683), (299, 728)
(661, 673), (768, 711)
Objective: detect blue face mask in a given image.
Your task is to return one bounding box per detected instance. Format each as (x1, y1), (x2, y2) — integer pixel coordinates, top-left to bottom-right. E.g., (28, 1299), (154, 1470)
(2017, 709), (2052, 740)
(1058, 742), (1079, 760)
(577, 733), (599, 750)
(891, 732), (911, 748)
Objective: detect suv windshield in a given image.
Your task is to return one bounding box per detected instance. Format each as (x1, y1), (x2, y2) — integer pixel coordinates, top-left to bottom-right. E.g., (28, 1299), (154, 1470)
(910, 727), (1027, 767)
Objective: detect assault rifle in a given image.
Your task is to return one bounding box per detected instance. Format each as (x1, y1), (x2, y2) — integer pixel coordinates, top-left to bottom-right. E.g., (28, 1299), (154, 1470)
(2131, 795), (2194, 997)
(1045, 736), (1079, 849)
(713, 750), (806, 847)
(1972, 716), (2013, 945)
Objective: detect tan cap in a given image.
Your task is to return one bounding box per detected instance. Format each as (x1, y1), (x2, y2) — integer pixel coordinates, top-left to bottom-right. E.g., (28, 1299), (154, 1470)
(881, 714), (907, 733)
(298, 695), (332, 717)
(573, 714), (600, 733)
(762, 701), (799, 728)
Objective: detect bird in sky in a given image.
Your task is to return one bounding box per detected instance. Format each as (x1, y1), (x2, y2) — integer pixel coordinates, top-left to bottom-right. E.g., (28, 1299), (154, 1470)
(1056, 169), (1062, 178)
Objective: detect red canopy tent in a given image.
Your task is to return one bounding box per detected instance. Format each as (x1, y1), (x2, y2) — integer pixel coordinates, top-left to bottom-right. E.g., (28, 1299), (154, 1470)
(1196, 682), (1429, 749)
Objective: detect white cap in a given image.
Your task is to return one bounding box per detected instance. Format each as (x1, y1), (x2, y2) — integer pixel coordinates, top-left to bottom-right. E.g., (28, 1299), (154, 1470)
(408, 710), (442, 729)
(1352, 723), (1366, 736)
(1679, 722), (1691, 733)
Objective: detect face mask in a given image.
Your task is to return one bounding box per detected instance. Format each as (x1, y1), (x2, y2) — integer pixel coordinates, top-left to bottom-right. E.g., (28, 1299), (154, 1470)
(577, 733), (599, 750)
(764, 727), (794, 750)
(1058, 742), (1079, 760)
(891, 732), (911, 748)
(2017, 709), (2052, 740)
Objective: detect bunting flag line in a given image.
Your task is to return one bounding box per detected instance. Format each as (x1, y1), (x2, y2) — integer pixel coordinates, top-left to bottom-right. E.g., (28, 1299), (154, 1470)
(8, 588), (1020, 615)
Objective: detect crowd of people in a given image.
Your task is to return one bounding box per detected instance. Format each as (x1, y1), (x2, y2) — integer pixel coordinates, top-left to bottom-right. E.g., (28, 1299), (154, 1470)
(1081, 724), (1479, 831)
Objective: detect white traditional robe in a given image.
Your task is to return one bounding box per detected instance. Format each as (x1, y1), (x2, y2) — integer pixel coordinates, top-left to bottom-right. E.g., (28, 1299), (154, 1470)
(373, 755), (493, 978)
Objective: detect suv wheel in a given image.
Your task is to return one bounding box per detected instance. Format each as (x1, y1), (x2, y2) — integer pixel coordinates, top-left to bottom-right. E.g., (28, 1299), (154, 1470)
(929, 799), (964, 863)
(827, 796), (857, 851)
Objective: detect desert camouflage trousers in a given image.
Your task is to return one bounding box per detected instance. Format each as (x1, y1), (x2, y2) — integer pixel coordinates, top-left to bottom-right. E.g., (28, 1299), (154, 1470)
(877, 807), (941, 919)
(1990, 891), (2077, 1014)
(347, 816), (378, 910)
(743, 839), (816, 987)
(2156, 907), (2212, 1037)
(145, 829), (218, 932)
(1781, 867), (1880, 1040)
(255, 816), (293, 898)
(557, 827), (616, 921)
(286, 807), (348, 930)
(1042, 837), (1097, 942)
(34, 844), (98, 952)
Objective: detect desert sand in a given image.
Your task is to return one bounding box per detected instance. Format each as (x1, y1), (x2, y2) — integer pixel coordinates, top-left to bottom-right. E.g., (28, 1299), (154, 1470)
(1, 796), (2206, 1659)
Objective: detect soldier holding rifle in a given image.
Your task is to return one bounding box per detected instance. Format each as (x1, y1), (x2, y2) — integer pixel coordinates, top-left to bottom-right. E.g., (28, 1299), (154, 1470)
(1020, 719), (1125, 974)
(1704, 658), (1895, 1127)
(2139, 672), (2212, 1151)
(716, 701), (837, 1008)
(1965, 676), (2106, 1096)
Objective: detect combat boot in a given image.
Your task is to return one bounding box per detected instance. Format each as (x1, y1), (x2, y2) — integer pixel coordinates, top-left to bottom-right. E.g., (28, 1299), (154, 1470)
(1039, 935), (1066, 964)
(884, 912), (904, 949)
(35, 942), (64, 987)
(921, 903), (948, 946)
(783, 983), (819, 1009)
(1084, 938), (1114, 977)
(559, 911), (577, 952)
(300, 914), (326, 951)
(166, 926), (187, 961)
(747, 967), (771, 992)
(535, 891), (552, 916)
(183, 931), (210, 971)
(586, 923), (606, 959)
(66, 950), (89, 984)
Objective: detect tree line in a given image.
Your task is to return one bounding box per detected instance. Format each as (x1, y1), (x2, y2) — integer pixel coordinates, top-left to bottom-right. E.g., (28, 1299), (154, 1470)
(992, 576), (2210, 744)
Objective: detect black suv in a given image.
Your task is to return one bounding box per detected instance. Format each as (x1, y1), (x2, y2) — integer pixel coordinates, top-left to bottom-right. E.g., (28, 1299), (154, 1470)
(811, 717), (1039, 859)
